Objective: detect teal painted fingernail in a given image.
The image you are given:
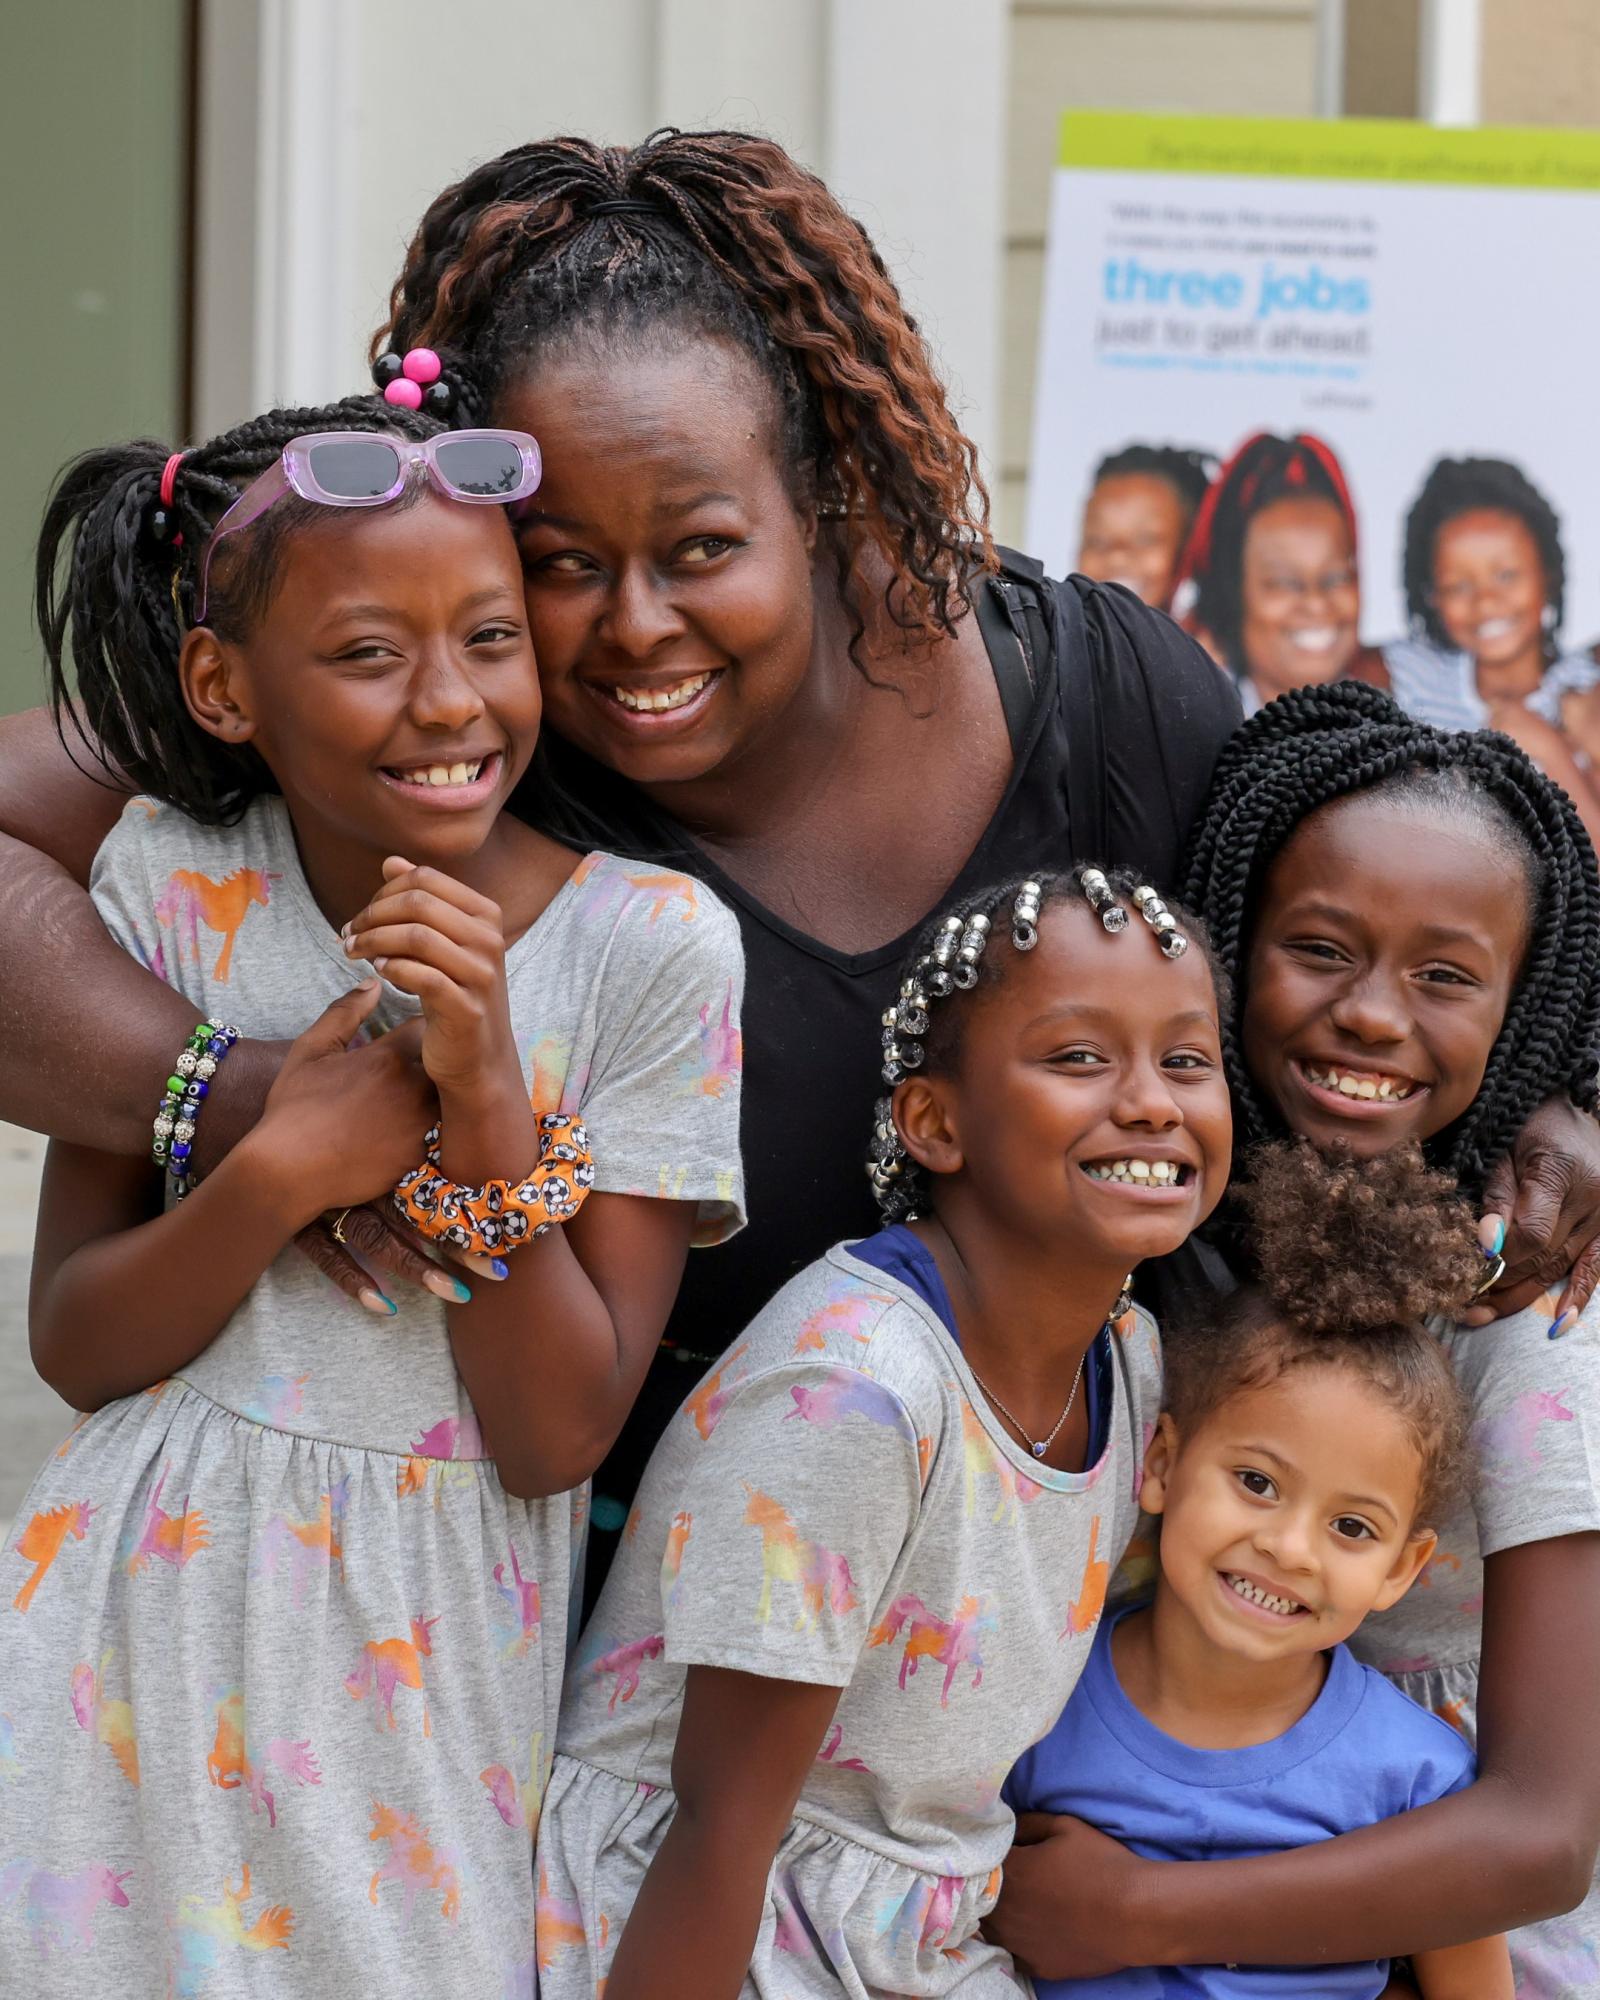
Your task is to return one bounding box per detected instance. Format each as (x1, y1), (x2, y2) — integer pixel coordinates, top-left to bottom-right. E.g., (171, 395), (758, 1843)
(491, 1258), (509, 1280)
(1549, 1310), (1574, 1340)
(451, 1278), (472, 1302)
(1487, 1218), (1507, 1256)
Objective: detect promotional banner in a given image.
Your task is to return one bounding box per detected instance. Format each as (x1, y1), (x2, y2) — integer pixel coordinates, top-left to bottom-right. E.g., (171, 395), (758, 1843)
(1027, 112), (1600, 744)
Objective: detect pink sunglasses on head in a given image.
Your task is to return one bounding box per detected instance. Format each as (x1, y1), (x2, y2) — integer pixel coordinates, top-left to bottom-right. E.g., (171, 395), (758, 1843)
(196, 428), (542, 621)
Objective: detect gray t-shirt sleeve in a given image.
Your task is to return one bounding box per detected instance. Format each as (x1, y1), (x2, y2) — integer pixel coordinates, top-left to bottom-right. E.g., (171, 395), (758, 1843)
(660, 1360), (926, 1686)
(88, 798), (169, 973)
(1453, 1294), (1600, 1559)
(564, 880), (747, 1246)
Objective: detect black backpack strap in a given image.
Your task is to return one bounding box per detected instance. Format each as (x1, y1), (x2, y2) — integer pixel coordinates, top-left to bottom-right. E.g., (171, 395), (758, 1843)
(974, 571), (1038, 759)
(1054, 576), (1109, 861)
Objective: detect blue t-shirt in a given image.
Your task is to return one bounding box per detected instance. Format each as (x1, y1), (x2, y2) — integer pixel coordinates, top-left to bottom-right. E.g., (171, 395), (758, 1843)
(1007, 1609), (1476, 1998)
(849, 1223), (1112, 1466)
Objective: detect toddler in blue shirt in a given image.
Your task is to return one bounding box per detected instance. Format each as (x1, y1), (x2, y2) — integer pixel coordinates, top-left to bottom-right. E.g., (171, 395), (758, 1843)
(1006, 1143), (1513, 1999)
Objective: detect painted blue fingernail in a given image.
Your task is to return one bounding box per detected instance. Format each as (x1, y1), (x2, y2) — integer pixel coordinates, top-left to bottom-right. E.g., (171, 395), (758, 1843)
(1488, 1218), (1507, 1256)
(380, 1293), (397, 1315)
(451, 1278), (472, 1302)
(491, 1258), (509, 1280)
(1549, 1311), (1574, 1340)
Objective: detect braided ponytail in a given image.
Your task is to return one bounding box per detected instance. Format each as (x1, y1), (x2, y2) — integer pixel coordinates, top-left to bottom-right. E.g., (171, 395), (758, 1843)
(36, 395), (438, 824)
(374, 129), (994, 650)
(1183, 680), (1600, 1200)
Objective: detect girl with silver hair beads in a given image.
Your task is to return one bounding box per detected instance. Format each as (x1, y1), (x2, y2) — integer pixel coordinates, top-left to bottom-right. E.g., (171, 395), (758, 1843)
(535, 868), (1234, 2000)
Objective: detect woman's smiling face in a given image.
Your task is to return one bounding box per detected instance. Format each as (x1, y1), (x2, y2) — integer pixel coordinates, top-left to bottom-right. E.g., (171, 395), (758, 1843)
(1241, 792), (1532, 1157)
(1431, 508), (1549, 668)
(498, 339), (819, 794)
(1238, 495), (1360, 698)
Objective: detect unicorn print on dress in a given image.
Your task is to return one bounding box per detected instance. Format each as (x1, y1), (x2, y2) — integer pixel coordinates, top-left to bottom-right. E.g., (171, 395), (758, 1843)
(253, 1476), (350, 1609)
(959, 1401), (1044, 1526)
(170, 1864), (294, 1994)
(534, 1861), (590, 1973)
(239, 1372), (309, 1426)
(784, 1368), (908, 1434)
(661, 1512), (692, 1609)
(791, 1287), (896, 1355)
(122, 1466), (209, 1576)
(684, 1344), (750, 1440)
(743, 1485), (859, 1630)
(344, 1613), (440, 1734)
(11, 1500), (97, 1613)
(817, 1723), (872, 1773)
(205, 1687), (321, 1827)
(569, 852), (701, 926)
(1061, 1516), (1109, 1639)
(0, 1858), (131, 1957)
(1474, 1386), (1575, 1487)
(681, 983), (742, 1099)
(481, 1733), (550, 1838)
(69, 1650), (139, 1785)
(397, 1414), (484, 1500)
(368, 1801), (461, 1927)
(490, 1544), (541, 1659)
(594, 1632), (665, 1709)
(154, 864), (275, 982)
(869, 1592), (997, 1706)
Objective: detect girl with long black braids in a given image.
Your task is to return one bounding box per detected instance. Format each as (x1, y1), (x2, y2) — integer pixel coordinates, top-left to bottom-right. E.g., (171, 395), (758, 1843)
(992, 683), (1600, 1996)
(1174, 430), (1387, 715)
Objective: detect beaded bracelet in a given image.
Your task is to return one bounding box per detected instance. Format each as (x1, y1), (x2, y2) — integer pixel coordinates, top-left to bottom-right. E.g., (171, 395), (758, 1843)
(151, 1015), (239, 1200)
(392, 1112), (595, 1256)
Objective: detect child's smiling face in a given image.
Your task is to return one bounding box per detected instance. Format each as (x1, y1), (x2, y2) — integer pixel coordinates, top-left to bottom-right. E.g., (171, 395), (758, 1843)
(1431, 507), (1549, 668)
(1241, 792), (1531, 1157)
(183, 492), (539, 874)
(1142, 1361), (1434, 1664)
(901, 896), (1233, 1273)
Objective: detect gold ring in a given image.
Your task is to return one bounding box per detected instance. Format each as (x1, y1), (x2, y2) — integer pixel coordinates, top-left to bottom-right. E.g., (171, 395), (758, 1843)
(1471, 1252), (1507, 1300)
(330, 1208), (353, 1247)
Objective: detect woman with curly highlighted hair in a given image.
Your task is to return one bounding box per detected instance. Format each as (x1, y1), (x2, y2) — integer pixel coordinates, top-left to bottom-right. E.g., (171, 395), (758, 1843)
(0, 130), (1244, 1542)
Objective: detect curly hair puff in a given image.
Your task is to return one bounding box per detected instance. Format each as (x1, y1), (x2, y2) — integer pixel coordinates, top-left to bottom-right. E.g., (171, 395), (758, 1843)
(35, 396), (440, 823)
(1402, 455), (1566, 650)
(1183, 681), (1600, 1203)
(1163, 1141), (1478, 1525)
(372, 129), (995, 652)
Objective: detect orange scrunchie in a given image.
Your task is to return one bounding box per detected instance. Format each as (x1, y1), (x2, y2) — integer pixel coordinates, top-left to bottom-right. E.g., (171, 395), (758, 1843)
(392, 1112), (594, 1256)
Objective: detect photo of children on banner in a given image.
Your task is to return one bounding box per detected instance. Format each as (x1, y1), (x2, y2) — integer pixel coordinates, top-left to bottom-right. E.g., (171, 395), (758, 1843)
(1169, 432), (1385, 715)
(1380, 455), (1600, 841)
(1074, 444), (1214, 610)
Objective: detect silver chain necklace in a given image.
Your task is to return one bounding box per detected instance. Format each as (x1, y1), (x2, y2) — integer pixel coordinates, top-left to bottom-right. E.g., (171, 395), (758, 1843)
(965, 1348), (1089, 1461)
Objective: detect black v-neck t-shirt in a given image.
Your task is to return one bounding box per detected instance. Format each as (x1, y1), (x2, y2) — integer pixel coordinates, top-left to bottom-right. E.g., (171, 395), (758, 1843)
(516, 557), (1242, 1530)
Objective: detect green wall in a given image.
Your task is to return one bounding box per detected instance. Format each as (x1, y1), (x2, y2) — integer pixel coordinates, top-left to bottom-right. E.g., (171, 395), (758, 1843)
(1, 3), (188, 716)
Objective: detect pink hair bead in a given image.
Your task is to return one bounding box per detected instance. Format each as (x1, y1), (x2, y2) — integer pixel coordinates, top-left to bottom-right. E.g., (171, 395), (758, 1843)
(384, 378), (424, 410)
(401, 347), (442, 385)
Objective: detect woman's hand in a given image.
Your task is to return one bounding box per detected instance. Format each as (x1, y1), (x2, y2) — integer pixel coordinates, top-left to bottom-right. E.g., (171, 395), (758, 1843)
(343, 857), (521, 1103)
(986, 1815), (1147, 1981)
(255, 984), (437, 1224)
(1468, 1094), (1600, 1332)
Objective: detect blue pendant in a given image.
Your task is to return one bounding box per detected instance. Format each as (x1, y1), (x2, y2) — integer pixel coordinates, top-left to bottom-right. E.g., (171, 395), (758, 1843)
(1032, 1441), (1047, 1458)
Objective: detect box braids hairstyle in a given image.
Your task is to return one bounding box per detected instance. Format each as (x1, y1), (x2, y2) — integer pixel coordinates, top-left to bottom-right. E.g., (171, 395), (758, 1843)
(35, 394), (438, 824)
(866, 866), (1224, 1224)
(1170, 431), (1356, 677)
(371, 128), (995, 654)
(1401, 455), (1566, 650)
(1182, 680), (1600, 1201)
